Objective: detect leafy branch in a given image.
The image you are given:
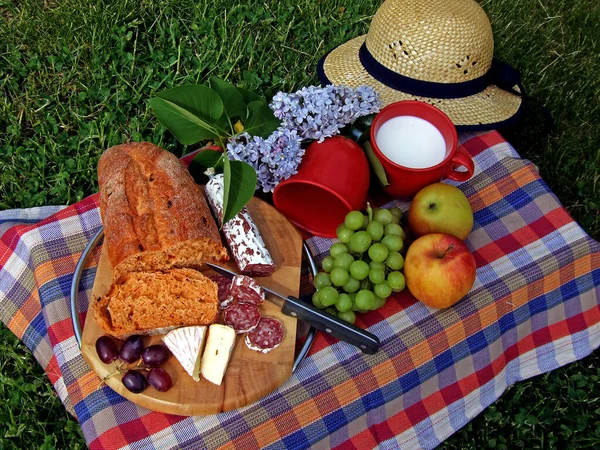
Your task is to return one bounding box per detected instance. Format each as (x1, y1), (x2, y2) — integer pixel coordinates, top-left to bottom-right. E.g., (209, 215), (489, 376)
(150, 77), (280, 223)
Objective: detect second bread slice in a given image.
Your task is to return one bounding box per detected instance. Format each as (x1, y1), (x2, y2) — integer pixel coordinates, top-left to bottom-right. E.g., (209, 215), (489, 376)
(94, 268), (218, 339)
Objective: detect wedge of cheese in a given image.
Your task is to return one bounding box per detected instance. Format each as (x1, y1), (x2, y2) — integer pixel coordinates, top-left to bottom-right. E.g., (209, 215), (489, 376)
(162, 326), (207, 382)
(201, 324), (236, 386)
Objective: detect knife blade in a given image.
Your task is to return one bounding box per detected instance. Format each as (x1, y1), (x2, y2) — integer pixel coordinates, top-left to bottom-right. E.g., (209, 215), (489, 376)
(205, 263), (381, 354)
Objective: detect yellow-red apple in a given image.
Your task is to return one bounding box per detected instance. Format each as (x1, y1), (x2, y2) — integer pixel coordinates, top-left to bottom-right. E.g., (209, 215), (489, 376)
(408, 183), (473, 240)
(404, 233), (476, 308)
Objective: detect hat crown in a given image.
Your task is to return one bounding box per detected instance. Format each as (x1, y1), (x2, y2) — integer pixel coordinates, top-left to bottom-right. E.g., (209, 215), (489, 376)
(365, 0), (494, 83)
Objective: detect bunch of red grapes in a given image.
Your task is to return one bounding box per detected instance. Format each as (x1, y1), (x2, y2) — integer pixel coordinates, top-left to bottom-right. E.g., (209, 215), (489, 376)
(96, 335), (173, 393)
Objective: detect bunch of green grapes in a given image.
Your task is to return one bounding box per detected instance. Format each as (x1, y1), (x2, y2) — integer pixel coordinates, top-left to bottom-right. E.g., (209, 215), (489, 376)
(312, 206), (407, 324)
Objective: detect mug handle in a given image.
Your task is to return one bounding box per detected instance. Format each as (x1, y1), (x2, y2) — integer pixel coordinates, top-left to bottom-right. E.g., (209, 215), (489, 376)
(446, 149), (475, 182)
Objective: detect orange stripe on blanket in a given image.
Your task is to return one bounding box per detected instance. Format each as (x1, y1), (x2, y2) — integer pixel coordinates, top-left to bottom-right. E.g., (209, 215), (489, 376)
(34, 253), (81, 287)
(469, 165), (539, 212)
(7, 293), (41, 339)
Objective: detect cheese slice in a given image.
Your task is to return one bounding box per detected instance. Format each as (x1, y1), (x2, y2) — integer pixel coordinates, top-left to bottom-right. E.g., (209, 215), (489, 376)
(162, 326), (207, 382)
(201, 324), (236, 386)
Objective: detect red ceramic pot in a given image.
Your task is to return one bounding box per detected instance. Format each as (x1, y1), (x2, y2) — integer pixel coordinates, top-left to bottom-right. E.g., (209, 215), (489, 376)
(273, 136), (370, 238)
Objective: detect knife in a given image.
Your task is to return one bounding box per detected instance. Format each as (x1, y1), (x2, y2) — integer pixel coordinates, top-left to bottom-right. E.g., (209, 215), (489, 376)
(205, 263), (381, 354)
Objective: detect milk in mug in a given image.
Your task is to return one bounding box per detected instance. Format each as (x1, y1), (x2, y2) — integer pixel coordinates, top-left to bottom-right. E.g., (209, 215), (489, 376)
(375, 116), (447, 168)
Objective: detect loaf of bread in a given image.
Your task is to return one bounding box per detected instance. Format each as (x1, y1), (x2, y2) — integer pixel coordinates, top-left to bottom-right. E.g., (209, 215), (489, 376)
(98, 142), (229, 279)
(94, 268), (219, 338)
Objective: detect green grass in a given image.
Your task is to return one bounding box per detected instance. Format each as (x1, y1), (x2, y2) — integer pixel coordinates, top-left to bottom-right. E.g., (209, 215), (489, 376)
(0, 0), (598, 448)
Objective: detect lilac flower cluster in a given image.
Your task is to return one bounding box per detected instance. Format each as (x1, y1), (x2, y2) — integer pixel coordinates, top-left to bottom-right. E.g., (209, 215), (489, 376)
(270, 85), (380, 142)
(227, 128), (304, 193)
(226, 85), (379, 193)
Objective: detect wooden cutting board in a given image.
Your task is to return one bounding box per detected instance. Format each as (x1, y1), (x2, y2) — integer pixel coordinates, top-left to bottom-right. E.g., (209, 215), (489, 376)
(81, 197), (303, 416)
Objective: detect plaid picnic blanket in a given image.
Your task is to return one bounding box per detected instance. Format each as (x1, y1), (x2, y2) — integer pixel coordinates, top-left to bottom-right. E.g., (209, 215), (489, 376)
(1, 131), (599, 449)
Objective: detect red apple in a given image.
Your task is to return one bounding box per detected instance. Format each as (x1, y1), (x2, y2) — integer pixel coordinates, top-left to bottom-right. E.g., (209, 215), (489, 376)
(404, 233), (476, 308)
(408, 183), (473, 240)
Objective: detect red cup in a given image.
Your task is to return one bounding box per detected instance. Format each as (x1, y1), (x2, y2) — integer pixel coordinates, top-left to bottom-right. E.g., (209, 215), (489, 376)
(273, 136), (370, 238)
(370, 101), (474, 199)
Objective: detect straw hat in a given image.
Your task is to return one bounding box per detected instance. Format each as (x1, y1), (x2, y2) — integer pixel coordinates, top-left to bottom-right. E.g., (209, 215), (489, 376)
(317, 0), (524, 130)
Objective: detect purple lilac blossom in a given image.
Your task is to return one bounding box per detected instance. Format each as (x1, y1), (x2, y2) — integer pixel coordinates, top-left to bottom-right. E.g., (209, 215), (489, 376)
(270, 85), (380, 142)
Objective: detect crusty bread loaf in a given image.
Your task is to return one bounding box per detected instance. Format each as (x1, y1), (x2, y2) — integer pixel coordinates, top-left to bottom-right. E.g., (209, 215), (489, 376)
(94, 268), (218, 338)
(98, 142), (229, 279)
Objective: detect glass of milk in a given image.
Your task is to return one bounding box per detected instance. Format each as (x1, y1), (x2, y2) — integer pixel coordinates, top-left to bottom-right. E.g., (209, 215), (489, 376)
(369, 101), (474, 198)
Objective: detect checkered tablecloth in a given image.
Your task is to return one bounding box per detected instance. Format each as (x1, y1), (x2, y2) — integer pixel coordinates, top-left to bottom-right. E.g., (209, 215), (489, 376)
(1, 131), (599, 449)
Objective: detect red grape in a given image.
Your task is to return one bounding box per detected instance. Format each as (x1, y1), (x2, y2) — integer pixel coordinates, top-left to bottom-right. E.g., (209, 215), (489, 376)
(141, 345), (171, 368)
(95, 336), (119, 364)
(122, 370), (147, 393)
(147, 368), (173, 392)
(119, 335), (144, 363)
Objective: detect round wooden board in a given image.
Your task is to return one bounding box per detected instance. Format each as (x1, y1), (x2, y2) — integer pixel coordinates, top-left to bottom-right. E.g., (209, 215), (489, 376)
(81, 197), (303, 416)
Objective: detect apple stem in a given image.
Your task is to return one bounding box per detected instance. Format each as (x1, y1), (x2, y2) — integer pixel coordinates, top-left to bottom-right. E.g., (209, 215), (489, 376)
(439, 244), (455, 259)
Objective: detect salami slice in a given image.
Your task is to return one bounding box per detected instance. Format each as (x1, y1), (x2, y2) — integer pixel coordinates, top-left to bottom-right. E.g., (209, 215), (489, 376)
(222, 303), (261, 334)
(205, 175), (276, 277)
(245, 317), (284, 353)
(208, 274), (235, 310)
(230, 275), (265, 306)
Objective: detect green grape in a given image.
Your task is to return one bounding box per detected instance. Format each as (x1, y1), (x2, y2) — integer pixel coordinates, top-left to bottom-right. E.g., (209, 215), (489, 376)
(337, 310), (356, 324)
(374, 282), (392, 299)
(381, 234), (403, 252)
(318, 286), (339, 307)
(390, 207), (402, 219)
(384, 223), (403, 237)
(314, 272), (332, 289)
(368, 243), (389, 262)
(366, 221), (384, 241)
(390, 214), (401, 225)
(386, 252), (405, 270)
(360, 278), (372, 291)
(369, 268), (386, 284)
(371, 207), (380, 217)
(342, 276), (360, 293)
(324, 307), (338, 317)
(350, 231), (372, 253)
(337, 226), (354, 244)
(355, 289), (375, 310)
(330, 242), (349, 258)
(387, 271), (406, 292)
(369, 261), (386, 271)
(361, 214), (370, 230)
(322, 256), (335, 273)
(351, 298), (361, 312)
(336, 293), (353, 313)
(372, 296), (386, 310)
(349, 260), (369, 280)
(330, 267), (350, 287)
(312, 291), (325, 309)
(334, 253), (355, 271)
(344, 211), (365, 231)
(374, 208), (393, 225)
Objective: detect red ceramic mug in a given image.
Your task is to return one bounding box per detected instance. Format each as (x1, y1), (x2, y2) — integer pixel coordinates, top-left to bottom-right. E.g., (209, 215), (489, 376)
(370, 101), (474, 199)
(273, 136), (370, 238)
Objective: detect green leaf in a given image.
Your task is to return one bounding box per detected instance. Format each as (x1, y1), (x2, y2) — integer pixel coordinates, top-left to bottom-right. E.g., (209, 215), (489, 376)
(237, 87), (262, 105)
(222, 158), (257, 224)
(150, 97), (219, 145)
(150, 85), (226, 145)
(189, 150), (225, 184)
(362, 141), (390, 186)
(243, 101), (281, 138)
(209, 77), (247, 120)
(156, 84), (224, 120)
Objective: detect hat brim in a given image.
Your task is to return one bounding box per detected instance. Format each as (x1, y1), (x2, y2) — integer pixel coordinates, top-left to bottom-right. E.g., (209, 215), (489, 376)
(318, 36), (524, 131)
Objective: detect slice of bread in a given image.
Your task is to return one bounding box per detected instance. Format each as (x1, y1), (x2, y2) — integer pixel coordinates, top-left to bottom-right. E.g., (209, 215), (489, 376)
(94, 268), (218, 339)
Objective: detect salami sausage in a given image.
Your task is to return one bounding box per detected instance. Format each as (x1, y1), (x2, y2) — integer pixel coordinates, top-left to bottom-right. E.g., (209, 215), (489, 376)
(245, 317), (284, 353)
(222, 303), (261, 334)
(230, 275), (264, 306)
(205, 174), (276, 277)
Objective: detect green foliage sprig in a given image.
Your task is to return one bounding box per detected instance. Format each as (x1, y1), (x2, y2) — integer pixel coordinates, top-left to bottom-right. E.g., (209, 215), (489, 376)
(150, 77), (280, 223)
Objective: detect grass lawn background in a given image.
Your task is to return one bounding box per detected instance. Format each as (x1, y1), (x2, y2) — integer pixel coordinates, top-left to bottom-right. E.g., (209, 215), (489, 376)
(0, 0), (598, 448)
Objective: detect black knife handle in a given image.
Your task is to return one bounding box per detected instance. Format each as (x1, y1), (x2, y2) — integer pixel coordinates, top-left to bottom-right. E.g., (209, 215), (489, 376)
(282, 296), (380, 354)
